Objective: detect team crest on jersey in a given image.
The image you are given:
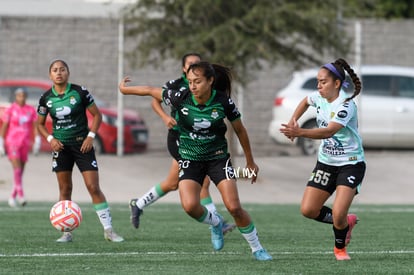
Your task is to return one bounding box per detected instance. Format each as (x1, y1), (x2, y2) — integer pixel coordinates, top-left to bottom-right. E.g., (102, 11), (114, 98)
(70, 96), (77, 105)
(211, 109), (219, 119)
(330, 112), (335, 119)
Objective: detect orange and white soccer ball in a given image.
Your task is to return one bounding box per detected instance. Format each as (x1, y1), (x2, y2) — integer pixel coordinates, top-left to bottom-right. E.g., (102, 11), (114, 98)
(50, 200), (82, 232)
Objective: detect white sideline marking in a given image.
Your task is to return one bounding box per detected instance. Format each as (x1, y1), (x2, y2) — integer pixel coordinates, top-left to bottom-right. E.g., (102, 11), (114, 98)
(1, 206), (414, 213)
(1, 250), (414, 258)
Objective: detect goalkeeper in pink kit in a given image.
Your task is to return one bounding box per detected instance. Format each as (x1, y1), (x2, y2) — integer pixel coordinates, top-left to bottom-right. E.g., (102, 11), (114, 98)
(0, 88), (40, 207)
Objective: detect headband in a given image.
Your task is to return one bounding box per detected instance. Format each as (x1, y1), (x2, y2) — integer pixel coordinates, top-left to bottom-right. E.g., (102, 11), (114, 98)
(323, 63), (349, 88)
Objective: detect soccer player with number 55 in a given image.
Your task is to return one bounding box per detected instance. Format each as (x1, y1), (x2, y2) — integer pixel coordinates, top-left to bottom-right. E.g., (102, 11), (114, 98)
(280, 58), (366, 260)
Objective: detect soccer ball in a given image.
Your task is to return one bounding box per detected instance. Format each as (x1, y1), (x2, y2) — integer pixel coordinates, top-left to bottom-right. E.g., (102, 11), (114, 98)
(50, 200), (82, 232)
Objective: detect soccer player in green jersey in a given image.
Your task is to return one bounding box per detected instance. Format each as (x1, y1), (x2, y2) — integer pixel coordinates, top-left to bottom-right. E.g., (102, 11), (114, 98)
(128, 53), (235, 234)
(280, 58), (366, 260)
(119, 61), (272, 261)
(37, 60), (124, 243)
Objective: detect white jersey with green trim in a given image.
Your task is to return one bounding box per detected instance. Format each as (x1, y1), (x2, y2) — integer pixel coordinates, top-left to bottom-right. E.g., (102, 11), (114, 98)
(307, 90), (365, 166)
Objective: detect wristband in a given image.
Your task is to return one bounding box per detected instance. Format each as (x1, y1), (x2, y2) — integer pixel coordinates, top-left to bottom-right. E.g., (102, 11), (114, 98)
(87, 131), (96, 139)
(47, 135), (54, 143)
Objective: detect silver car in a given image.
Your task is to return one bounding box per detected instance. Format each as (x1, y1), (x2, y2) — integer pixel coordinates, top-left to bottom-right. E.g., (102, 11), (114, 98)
(268, 65), (414, 155)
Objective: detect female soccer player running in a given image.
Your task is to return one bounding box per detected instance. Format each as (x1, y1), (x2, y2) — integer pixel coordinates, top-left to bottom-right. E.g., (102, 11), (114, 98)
(119, 61), (271, 261)
(280, 58), (366, 260)
(128, 53), (235, 234)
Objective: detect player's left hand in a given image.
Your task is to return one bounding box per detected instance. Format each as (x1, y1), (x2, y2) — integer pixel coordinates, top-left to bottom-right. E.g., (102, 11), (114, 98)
(280, 119), (299, 141)
(81, 137), (94, 153)
(246, 162), (259, 184)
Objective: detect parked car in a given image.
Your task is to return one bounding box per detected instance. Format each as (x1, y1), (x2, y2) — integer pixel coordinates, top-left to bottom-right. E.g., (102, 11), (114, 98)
(268, 65), (414, 155)
(0, 79), (148, 154)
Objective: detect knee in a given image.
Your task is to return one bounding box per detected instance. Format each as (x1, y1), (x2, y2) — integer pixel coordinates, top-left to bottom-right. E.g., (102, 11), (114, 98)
(226, 205), (244, 219)
(87, 184), (102, 197)
(181, 200), (199, 216)
(300, 205), (319, 219)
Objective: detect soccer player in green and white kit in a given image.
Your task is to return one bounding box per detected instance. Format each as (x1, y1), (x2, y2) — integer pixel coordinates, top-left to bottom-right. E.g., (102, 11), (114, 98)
(119, 61), (272, 261)
(128, 53), (235, 234)
(37, 60), (124, 243)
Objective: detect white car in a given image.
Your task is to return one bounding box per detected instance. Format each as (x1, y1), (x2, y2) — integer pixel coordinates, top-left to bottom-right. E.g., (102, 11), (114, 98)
(268, 65), (414, 155)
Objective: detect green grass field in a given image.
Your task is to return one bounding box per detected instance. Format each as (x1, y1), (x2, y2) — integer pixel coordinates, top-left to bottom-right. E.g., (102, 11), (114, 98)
(0, 203), (413, 274)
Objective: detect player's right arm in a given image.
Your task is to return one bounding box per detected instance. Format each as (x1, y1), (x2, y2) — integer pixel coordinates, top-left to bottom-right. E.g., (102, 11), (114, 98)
(119, 76), (163, 101)
(36, 114), (63, 152)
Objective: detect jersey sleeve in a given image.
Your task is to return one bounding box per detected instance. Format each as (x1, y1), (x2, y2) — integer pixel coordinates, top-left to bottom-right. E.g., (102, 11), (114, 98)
(37, 93), (49, 116)
(331, 100), (356, 127)
(162, 77), (182, 91)
(1, 105), (12, 123)
(30, 105), (38, 122)
(224, 96), (241, 121)
(79, 87), (95, 108)
(307, 91), (320, 108)
(162, 84), (187, 109)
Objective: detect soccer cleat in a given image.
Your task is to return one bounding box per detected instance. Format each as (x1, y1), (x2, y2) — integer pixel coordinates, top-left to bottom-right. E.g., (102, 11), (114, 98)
(346, 214), (358, 245)
(222, 221), (236, 235)
(129, 199), (143, 229)
(8, 197), (17, 208)
(104, 229), (124, 242)
(17, 197), (27, 207)
(334, 247), (351, 260)
(253, 249), (273, 261)
(56, 232), (73, 243)
(210, 214), (224, 251)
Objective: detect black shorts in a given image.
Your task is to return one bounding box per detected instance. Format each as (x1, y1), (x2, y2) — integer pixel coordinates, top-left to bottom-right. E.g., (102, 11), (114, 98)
(167, 129), (180, 161)
(307, 161), (366, 195)
(52, 143), (98, 172)
(178, 155), (236, 186)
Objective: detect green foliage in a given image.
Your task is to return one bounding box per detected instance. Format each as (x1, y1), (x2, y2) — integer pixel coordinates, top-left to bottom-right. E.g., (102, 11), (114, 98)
(344, 0), (414, 19)
(122, 0), (351, 83)
(1, 203), (414, 274)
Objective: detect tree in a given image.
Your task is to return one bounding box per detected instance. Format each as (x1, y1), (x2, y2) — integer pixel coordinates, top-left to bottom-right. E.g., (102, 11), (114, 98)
(344, 0), (414, 19)
(122, 0), (351, 83)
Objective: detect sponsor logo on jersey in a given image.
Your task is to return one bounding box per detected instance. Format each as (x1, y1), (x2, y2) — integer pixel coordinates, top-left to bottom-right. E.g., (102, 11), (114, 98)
(55, 106), (71, 119)
(337, 110), (348, 119)
(38, 106), (47, 115)
(322, 137), (345, 156)
(181, 107), (189, 115)
(192, 118), (211, 131)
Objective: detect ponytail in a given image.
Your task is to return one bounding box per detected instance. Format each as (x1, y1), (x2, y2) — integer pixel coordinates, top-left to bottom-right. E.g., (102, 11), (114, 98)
(333, 58), (362, 102)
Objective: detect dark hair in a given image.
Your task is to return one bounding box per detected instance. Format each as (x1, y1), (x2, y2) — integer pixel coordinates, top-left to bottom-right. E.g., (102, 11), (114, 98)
(49, 59), (70, 74)
(181, 53), (202, 67)
(323, 58), (362, 101)
(187, 61), (233, 97)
